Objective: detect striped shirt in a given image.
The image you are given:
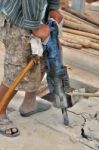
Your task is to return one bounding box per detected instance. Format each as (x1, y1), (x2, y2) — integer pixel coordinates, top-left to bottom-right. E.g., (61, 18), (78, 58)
(0, 0), (60, 30)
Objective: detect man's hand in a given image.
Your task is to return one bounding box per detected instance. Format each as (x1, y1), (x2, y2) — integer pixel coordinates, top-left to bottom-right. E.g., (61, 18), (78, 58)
(32, 24), (50, 41)
(48, 10), (63, 24)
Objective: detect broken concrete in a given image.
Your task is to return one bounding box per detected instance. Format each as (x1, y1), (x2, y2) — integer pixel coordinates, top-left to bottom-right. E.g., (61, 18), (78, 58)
(69, 94), (99, 150)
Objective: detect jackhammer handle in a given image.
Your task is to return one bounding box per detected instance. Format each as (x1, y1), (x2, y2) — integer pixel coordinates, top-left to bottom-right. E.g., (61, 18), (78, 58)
(0, 56), (40, 112)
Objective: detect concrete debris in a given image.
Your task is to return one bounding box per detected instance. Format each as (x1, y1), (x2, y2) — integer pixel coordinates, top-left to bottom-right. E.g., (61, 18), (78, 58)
(68, 95), (99, 150)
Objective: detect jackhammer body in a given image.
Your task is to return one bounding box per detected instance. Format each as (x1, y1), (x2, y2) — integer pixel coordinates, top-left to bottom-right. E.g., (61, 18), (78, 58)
(43, 20), (71, 125)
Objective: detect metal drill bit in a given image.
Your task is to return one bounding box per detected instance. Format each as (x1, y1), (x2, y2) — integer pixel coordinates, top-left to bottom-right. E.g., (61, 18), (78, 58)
(62, 107), (69, 126)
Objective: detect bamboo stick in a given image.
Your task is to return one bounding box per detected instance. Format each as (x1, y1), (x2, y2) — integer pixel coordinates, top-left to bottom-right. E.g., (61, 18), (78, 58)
(62, 11), (87, 25)
(60, 9), (99, 28)
(62, 28), (99, 41)
(60, 39), (82, 49)
(62, 32), (99, 50)
(62, 32), (90, 48)
(66, 8), (99, 27)
(90, 43), (99, 50)
(62, 28), (99, 44)
(81, 37), (99, 44)
(61, 10), (95, 28)
(63, 20), (99, 35)
(63, 29), (99, 44)
(61, 10), (88, 25)
(61, 36), (80, 44)
(62, 30), (99, 44)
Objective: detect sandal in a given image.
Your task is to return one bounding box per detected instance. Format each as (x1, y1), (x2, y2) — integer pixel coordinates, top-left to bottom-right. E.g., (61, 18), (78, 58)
(0, 118), (20, 137)
(20, 101), (51, 117)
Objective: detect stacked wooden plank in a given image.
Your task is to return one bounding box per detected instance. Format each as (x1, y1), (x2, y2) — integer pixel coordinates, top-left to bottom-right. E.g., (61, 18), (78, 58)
(86, 0), (99, 3)
(60, 9), (99, 50)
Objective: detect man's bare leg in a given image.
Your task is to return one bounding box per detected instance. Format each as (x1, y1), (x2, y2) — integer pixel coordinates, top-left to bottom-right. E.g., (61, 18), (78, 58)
(0, 84), (19, 136)
(19, 69), (51, 116)
(19, 92), (37, 114)
(0, 84), (17, 117)
(19, 91), (51, 117)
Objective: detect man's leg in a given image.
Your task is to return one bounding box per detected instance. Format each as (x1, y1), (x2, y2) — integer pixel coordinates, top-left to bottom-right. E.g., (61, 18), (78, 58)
(19, 58), (51, 117)
(19, 91), (37, 114)
(0, 84), (20, 137)
(0, 83), (17, 116)
(19, 90), (51, 117)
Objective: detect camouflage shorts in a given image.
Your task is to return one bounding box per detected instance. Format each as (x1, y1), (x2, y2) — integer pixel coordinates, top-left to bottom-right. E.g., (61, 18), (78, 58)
(2, 20), (42, 92)
(0, 13), (6, 43)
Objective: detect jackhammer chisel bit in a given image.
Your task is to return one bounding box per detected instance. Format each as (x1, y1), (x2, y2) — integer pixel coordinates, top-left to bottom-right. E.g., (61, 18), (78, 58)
(62, 108), (69, 125)
(54, 77), (69, 125)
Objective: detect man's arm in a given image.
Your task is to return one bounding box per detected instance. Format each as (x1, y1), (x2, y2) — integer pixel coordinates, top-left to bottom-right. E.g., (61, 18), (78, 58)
(22, 0), (44, 30)
(48, 0), (63, 24)
(32, 0), (62, 40)
(22, 0), (50, 40)
(22, 0), (61, 40)
(48, 0), (60, 10)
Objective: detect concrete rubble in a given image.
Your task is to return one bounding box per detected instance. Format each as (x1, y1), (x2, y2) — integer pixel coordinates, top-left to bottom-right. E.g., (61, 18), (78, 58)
(0, 42), (99, 150)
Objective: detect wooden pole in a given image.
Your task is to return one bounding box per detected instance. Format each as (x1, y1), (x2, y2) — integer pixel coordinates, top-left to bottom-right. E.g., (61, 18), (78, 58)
(66, 8), (99, 27)
(0, 56), (40, 112)
(60, 39), (82, 49)
(60, 9), (98, 28)
(63, 20), (99, 35)
(62, 28), (99, 41)
(62, 32), (99, 50)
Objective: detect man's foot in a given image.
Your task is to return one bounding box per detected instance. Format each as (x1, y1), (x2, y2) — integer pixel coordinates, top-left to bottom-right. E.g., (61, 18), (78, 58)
(20, 100), (51, 117)
(0, 117), (20, 137)
(19, 92), (51, 117)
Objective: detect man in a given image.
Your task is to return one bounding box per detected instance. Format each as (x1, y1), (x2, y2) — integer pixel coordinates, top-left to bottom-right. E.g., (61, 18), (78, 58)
(0, 0), (63, 137)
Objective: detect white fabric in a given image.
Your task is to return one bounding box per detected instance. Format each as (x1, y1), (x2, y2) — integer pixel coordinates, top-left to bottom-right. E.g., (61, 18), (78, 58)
(30, 35), (43, 57)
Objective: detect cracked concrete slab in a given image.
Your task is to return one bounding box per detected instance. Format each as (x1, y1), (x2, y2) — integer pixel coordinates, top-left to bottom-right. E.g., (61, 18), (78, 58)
(0, 112), (91, 150)
(5, 94), (91, 150)
(68, 96), (99, 150)
(69, 98), (99, 116)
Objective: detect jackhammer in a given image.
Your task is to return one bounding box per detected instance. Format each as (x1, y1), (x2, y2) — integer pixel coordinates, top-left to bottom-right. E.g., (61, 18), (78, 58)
(43, 19), (71, 125)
